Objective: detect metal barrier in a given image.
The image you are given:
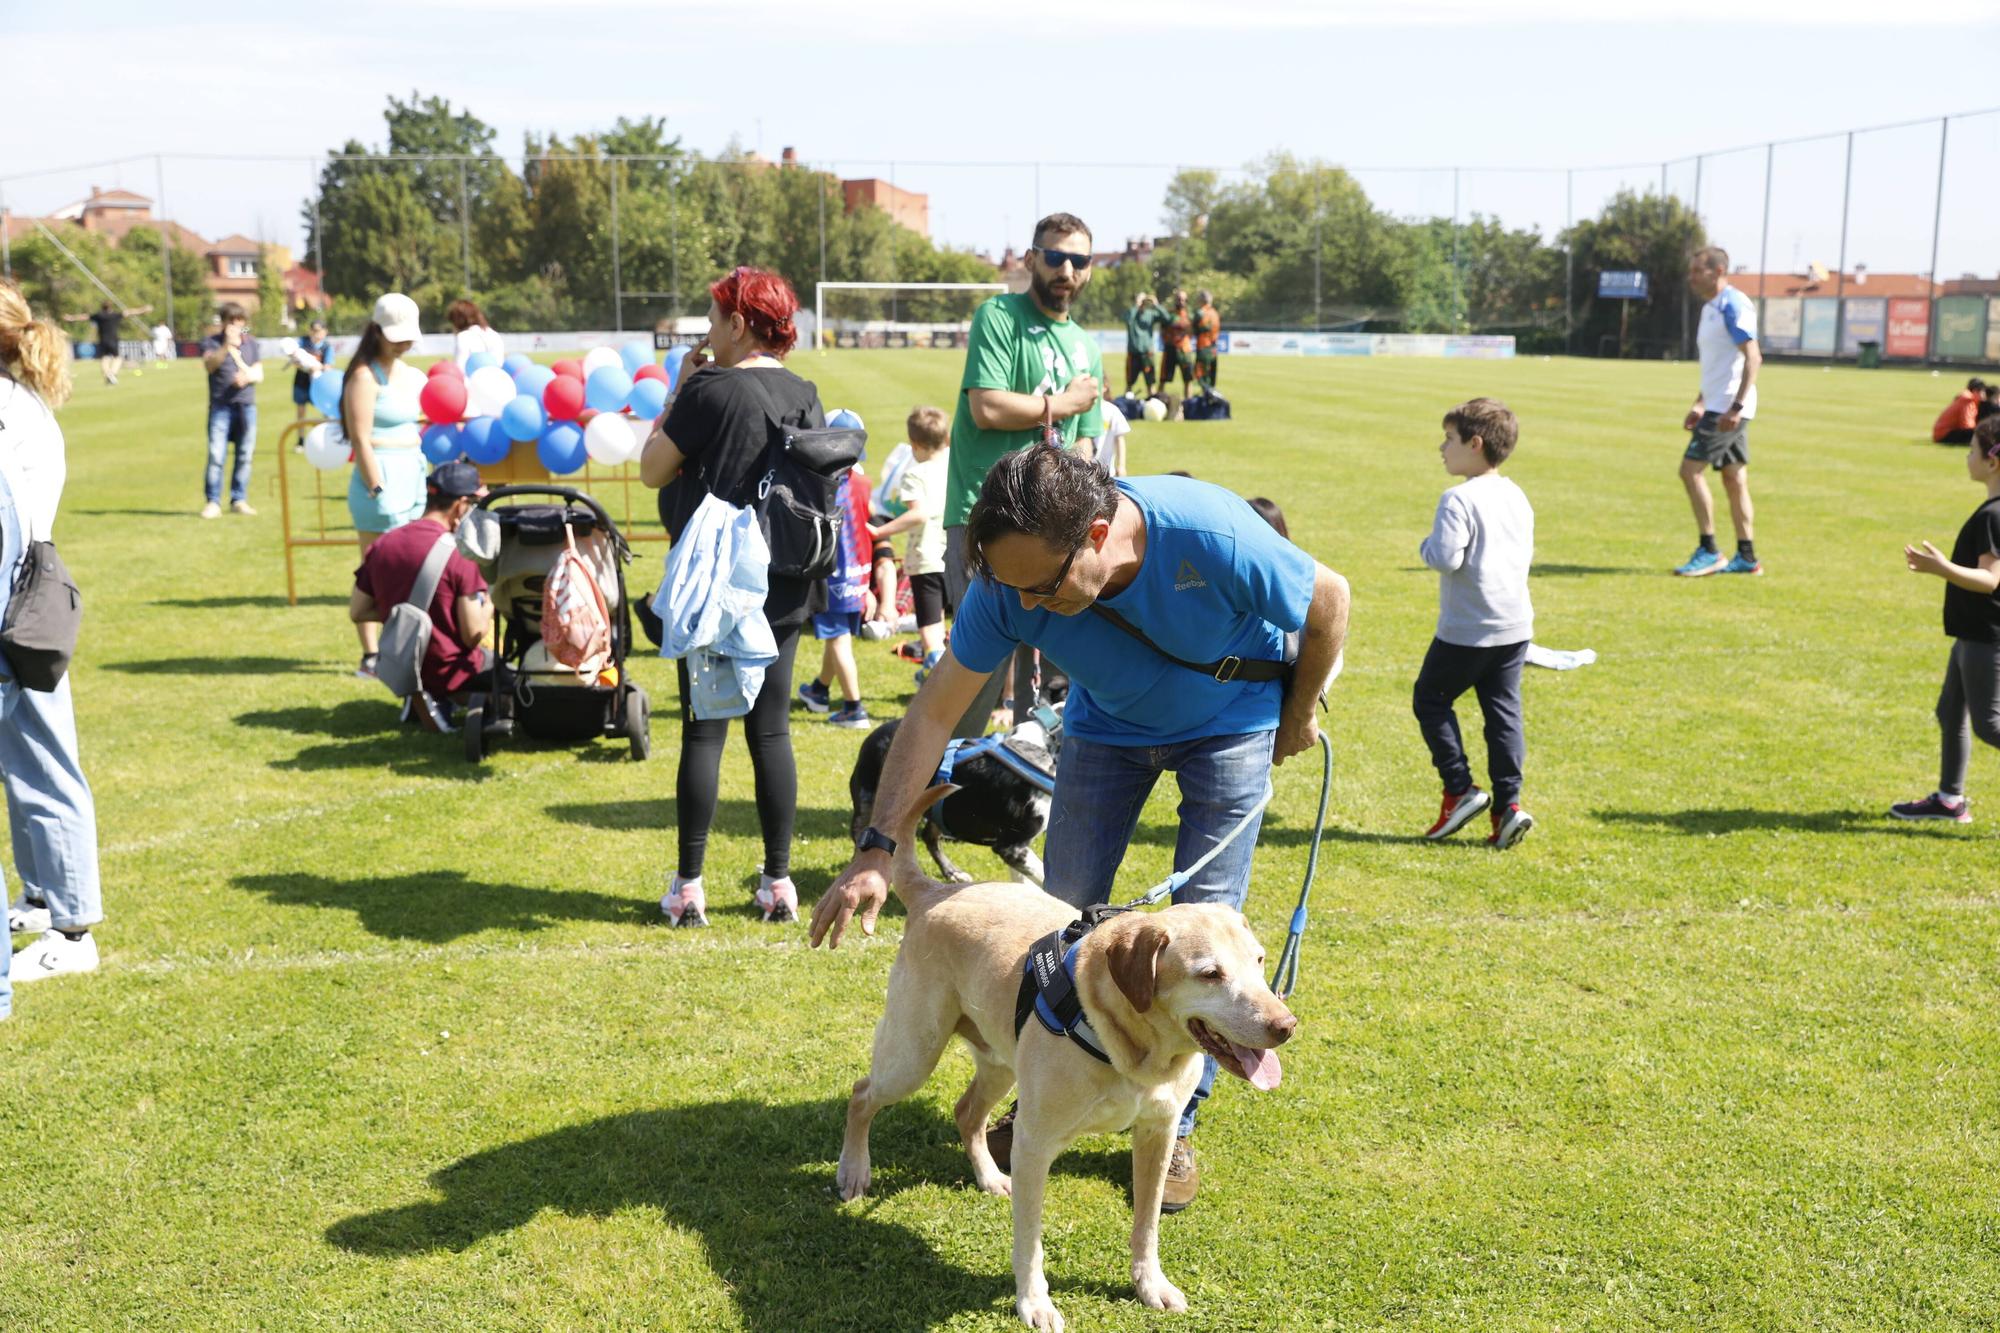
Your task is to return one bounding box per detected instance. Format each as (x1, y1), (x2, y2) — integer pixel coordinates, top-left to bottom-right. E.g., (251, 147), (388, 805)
(275, 416), (668, 606)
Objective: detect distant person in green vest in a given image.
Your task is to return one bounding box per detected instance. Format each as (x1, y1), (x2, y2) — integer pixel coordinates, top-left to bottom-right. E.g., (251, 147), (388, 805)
(1122, 291), (1165, 397)
(942, 210), (1105, 734)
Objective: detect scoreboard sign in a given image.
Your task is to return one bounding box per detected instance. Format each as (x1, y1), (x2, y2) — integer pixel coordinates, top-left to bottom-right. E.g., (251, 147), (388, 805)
(1597, 270), (1650, 300)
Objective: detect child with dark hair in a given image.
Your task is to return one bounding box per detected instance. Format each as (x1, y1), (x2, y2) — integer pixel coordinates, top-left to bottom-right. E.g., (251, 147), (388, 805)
(1414, 397), (1536, 849)
(1891, 416), (2000, 823)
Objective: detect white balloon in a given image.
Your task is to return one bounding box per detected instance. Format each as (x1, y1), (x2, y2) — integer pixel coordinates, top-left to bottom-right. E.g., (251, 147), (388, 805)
(582, 346), (622, 377)
(626, 413), (654, 452)
(584, 412), (636, 466)
(467, 366), (517, 418)
(303, 422), (351, 470)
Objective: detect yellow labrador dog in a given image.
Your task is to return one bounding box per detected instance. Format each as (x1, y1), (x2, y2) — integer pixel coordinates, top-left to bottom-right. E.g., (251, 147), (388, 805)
(837, 788), (1297, 1332)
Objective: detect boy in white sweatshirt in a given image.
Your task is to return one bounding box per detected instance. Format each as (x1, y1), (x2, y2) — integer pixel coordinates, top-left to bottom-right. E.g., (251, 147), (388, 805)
(1415, 397), (1536, 848)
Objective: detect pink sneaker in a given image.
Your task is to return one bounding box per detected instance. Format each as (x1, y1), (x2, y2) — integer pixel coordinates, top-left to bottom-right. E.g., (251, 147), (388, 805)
(661, 875), (708, 927)
(755, 874), (798, 923)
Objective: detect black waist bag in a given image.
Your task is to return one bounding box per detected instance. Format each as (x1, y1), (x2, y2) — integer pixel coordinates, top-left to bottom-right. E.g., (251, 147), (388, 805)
(2, 541), (82, 692)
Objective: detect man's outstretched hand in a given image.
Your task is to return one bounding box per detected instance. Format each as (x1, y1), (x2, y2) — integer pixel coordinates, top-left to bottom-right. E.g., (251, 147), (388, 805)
(808, 853), (891, 949)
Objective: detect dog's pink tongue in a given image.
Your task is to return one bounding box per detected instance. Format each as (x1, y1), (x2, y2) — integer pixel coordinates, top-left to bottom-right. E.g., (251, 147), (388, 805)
(1236, 1044), (1281, 1090)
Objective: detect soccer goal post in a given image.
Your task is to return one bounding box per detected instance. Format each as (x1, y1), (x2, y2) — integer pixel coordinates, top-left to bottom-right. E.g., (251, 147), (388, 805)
(814, 281), (1009, 353)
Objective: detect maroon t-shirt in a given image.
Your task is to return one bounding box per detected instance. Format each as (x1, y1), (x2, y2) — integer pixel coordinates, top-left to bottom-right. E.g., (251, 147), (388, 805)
(355, 518), (490, 697)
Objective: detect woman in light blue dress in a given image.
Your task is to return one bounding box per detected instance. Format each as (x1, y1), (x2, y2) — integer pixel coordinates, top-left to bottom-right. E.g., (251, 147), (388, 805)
(340, 292), (428, 679)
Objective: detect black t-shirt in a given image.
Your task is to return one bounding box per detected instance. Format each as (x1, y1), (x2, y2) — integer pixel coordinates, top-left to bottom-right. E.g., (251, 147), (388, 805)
(659, 364), (825, 630)
(1944, 496), (2000, 641)
(1976, 398), (1998, 424)
(91, 310), (123, 346)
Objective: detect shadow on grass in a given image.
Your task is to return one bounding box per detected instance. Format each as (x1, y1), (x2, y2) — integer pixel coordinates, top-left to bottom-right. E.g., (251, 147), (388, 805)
(154, 594), (347, 609)
(234, 869), (651, 941)
(1532, 563), (1649, 577)
(70, 507), (203, 518)
(327, 1097), (1128, 1330)
(106, 655), (339, 675)
(1594, 807), (1898, 836)
(548, 797), (853, 844)
(233, 701), (499, 779)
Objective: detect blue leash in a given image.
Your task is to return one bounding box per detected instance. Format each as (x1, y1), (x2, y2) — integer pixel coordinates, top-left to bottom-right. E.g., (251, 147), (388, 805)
(1104, 731), (1332, 1000)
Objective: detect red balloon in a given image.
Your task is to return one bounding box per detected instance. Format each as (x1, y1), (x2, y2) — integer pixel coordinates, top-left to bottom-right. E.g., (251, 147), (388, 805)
(576, 408), (598, 427)
(426, 359), (463, 379)
(543, 374), (586, 422)
(632, 364), (669, 385)
(551, 359), (585, 381)
(419, 374), (468, 425)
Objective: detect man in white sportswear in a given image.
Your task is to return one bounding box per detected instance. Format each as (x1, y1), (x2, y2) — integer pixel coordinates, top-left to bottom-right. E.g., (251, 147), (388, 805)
(1674, 246), (1762, 577)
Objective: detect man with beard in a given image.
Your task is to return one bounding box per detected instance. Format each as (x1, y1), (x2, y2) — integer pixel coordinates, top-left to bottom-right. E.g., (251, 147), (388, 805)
(938, 212), (1105, 734)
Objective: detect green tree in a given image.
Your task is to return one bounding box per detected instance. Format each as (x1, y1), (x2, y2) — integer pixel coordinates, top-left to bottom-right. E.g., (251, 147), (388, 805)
(253, 246), (287, 335)
(1559, 189), (1706, 356)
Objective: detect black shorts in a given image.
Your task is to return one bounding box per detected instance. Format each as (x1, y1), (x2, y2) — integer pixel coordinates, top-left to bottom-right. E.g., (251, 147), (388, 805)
(1124, 349), (1156, 385)
(98, 340), (120, 360)
(1684, 412), (1749, 470)
(910, 571), (948, 627)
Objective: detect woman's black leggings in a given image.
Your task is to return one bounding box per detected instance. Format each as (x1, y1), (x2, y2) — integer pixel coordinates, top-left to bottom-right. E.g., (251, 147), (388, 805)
(674, 623), (802, 879)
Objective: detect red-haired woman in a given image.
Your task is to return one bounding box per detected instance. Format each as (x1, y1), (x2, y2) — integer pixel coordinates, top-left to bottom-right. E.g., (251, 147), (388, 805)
(641, 266), (825, 929)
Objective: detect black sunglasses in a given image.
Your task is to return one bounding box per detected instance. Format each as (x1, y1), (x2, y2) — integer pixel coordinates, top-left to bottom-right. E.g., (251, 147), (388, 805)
(987, 541), (1082, 600)
(1033, 247), (1093, 271)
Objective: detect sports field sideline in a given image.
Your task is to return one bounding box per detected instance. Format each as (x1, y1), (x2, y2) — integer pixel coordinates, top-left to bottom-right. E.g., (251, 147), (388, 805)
(4, 350), (1996, 1330)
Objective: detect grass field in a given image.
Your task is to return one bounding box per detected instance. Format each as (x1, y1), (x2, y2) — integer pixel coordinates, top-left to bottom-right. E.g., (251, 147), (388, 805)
(4, 347), (1999, 1331)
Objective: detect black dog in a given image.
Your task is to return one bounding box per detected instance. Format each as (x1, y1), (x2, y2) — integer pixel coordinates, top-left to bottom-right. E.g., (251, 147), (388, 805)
(849, 717), (1053, 885)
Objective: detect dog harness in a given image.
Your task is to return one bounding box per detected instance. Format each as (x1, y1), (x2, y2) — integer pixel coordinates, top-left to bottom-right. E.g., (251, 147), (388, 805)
(1014, 912), (1116, 1065)
(935, 733), (1056, 795)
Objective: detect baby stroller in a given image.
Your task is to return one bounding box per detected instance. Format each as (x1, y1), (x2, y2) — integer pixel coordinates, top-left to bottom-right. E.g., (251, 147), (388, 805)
(456, 484), (651, 763)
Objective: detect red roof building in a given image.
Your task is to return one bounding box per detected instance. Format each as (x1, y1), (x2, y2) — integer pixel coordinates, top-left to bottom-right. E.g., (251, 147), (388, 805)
(1725, 268), (1940, 300)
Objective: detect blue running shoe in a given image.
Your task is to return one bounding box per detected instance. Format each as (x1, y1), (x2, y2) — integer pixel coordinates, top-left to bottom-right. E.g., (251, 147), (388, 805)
(827, 702), (872, 730)
(914, 648), (944, 686)
(1674, 547), (1723, 577)
(797, 679), (831, 713)
(1722, 554), (1763, 575)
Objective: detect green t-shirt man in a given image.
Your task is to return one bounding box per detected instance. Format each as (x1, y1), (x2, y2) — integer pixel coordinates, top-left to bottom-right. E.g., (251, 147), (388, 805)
(1124, 301), (1165, 354)
(944, 292), (1105, 527)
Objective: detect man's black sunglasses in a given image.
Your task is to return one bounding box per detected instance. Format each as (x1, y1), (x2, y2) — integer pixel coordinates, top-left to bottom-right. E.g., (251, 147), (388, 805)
(986, 540), (1082, 599)
(1033, 247), (1093, 271)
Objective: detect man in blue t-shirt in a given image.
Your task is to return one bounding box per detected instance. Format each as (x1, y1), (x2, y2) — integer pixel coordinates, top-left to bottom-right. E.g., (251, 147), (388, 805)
(811, 443), (1350, 1209)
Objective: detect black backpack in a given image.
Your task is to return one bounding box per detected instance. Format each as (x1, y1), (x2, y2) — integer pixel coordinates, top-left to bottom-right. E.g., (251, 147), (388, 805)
(1111, 394), (1145, 421)
(1183, 392), (1232, 421)
(734, 373), (866, 580)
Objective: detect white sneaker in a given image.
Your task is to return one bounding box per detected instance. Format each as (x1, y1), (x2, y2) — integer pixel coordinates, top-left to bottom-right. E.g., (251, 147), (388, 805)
(9, 898), (50, 935)
(661, 875), (708, 927)
(11, 929), (98, 982)
(199, 501), (222, 519)
(755, 874), (798, 923)
(230, 499), (257, 516)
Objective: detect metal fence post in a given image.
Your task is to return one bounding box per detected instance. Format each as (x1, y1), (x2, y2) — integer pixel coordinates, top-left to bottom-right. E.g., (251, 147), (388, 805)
(1833, 131), (1853, 358)
(669, 161), (680, 319)
(154, 155), (176, 333)
(458, 158), (471, 293)
(1563, 168), (1573, 355)
(1311, 166), (1322, 332)
(1926, 116), (1949, 362)
(609, 154), (623, 333)
(313, 165), (325, 295)
(1756, 143), (1773, 339)
(1684, 155), (1703, 359)
(1451, 165), (1462, 329)
(817, 163), (826, 295)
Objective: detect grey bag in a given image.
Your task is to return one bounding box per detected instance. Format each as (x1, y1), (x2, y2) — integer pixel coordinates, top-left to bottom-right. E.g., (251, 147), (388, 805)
(374, 535), (455, 699)
(1, 540), (81, 692)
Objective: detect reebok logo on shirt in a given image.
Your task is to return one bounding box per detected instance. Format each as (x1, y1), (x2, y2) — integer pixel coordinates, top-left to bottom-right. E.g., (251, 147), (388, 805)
(1175, 560), (1206, 591)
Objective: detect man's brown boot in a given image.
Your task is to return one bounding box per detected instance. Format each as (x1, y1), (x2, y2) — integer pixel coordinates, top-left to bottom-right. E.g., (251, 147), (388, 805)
(1160, 1136), (1198, 1213)
(986, 1105), (1016, 1172)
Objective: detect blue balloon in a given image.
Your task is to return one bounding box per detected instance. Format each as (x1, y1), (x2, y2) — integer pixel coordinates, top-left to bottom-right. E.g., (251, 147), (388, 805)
(420, 423), (463, 465)
(503, 353), (535, 377)
(585, 365), (633, 415)
(464, 351), (497, 375)
(308, 371), (344, 417)
(538, 420), (587, 475)
(619, 341), (654, 375)
(500, 394), (546, 443)
(827, 408), (863, 431)
(515, 365), (556, 397)
(662, 344), (689, 388)
(628, 377), (669, 421)
(461, 414), (511, 466)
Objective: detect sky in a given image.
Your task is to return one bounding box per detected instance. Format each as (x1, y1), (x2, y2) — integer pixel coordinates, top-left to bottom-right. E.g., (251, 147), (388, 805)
(3, 0), (1997, 283)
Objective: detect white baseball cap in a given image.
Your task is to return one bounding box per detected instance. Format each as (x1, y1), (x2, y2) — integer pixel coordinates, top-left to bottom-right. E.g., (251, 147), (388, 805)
(372, 292), (421, 342)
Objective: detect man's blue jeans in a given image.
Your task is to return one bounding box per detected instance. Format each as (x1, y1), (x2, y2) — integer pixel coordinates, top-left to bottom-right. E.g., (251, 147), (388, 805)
(205, 402), (256, 505)
(2, 675), (102, 931)
(1042, 727), (1275, 1137)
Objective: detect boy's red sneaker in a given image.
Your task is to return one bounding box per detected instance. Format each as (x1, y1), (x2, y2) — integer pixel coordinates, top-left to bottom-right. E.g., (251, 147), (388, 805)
(1423, 787), (1491, 840)
(1487, 803), (1535, 850)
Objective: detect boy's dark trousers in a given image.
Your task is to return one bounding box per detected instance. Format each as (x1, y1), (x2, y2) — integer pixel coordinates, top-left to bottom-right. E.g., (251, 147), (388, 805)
(1413, 638), (1529, 807)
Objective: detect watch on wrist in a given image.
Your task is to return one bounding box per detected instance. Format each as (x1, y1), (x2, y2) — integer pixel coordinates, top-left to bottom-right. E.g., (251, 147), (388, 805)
(370, 484), (384, 498)
(857, 826), (897, 857)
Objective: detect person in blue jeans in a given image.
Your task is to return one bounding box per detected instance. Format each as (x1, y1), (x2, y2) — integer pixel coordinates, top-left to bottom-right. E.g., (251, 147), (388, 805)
(0, 469), (24, 1019)
(198, 301), (262, 519)
(810, 443), (1350, 1211)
